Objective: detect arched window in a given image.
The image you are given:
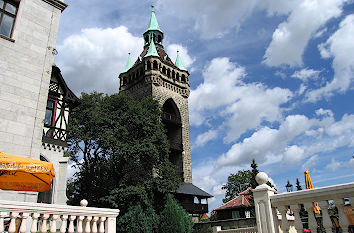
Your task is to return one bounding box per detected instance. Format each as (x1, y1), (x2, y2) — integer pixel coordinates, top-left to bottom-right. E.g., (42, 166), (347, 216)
(158, 35), (162, 43)
(153, 60), (158, 70)
(181, 74), (186, 83)
(167, 69), (171, 78)
(172, 70), (175, 80)
(176, 73), (180, 82)
(162, 66), (166, 75)
(122, 77), (127, 85)
(147, 61), (151, 70)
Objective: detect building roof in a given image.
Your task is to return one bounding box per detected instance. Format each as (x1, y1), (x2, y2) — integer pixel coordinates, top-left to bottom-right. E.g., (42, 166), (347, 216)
(175, 183), (213, 198)
(145, 6), (162, 33)
(214, 187), (252, 211)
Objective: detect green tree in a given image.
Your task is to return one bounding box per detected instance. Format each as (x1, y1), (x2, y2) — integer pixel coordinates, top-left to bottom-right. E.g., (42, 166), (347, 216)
(66, 93), (181, 229)
(221, 169), (252, 203)
(159, 194), (193, 233)
(250, 159), (259, 189)
(296, 178), (302, 191)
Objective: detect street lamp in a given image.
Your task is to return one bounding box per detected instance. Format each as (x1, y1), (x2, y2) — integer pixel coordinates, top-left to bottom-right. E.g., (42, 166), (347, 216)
(285, 180), (293, 192)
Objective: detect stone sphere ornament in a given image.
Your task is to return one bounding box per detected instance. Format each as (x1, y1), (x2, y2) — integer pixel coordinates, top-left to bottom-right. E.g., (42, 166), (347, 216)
(80, 199), (88, 207)
(256, 172), (269, 185)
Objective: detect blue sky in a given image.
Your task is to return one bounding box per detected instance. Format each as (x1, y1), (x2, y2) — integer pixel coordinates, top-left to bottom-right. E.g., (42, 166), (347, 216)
(56, 0), (354, 212)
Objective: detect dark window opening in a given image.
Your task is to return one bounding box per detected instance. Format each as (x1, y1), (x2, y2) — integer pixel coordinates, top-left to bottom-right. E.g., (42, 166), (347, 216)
(172, 70), (175, 80)
(147, 61), (151, 70)
(167, 69), (171, 78)
(0, 0), (18, 38)
(44, 99), (57, 127)
(176, 73), (180, 82)
(162, 66), (166, 75)
(153, 60), (158, 70)
(181, 74), (186, 83)
(157, 35), (162, 43)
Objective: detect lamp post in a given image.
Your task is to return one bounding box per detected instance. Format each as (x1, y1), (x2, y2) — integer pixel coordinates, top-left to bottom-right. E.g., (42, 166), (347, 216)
(285, 180), (293, 192)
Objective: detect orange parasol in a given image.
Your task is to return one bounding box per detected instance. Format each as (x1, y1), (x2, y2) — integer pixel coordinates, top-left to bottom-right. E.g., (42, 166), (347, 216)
(0, 152), (55, 192)
(304, 171), (320, 214)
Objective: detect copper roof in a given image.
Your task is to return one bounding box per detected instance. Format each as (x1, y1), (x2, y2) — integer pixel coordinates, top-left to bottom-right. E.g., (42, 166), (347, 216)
(132, 46), (178, 70)
(214, 187), (252, 211)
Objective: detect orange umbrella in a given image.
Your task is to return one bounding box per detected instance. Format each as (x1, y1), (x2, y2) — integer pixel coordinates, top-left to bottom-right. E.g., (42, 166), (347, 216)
(0, 152), (55, 192)
(304, 171), (320, 214)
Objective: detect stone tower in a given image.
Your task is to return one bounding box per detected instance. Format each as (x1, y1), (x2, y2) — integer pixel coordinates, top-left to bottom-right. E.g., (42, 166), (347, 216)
(118, 6), (192, 183)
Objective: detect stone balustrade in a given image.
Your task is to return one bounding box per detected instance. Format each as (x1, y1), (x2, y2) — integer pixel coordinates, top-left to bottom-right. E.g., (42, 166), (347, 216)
(0, 199), (119, 233)
(212, 226), (258, 233)
(253, 172), (354, 233)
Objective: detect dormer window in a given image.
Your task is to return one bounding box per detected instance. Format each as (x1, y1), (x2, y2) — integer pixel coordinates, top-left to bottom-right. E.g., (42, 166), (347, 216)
(0, 0), (18, 38)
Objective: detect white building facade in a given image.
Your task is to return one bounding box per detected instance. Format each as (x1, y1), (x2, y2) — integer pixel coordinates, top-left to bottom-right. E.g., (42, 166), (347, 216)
(0, 0), (77, 204)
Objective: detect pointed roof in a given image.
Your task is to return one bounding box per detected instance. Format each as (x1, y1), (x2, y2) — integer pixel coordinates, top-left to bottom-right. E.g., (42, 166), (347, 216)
(145, 5), (162, 33)
(175, 50), (186, 71)
(144, 39), (159, 58)
(122, 53), (133, 73)
(214, 187), (252, 211)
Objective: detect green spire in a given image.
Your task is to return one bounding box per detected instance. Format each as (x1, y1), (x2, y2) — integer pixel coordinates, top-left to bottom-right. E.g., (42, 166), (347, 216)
(145, 39), (159, 58)
(145, 5), (162, 33)
(122, 53), (133, 73)
(175, 50), (186, 71)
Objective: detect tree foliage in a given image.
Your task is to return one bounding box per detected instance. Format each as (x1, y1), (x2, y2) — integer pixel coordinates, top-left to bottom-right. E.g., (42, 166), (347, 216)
(221, 169), (252, 203)
(159, 194), (193, 233)
(66, 93), (181, 228)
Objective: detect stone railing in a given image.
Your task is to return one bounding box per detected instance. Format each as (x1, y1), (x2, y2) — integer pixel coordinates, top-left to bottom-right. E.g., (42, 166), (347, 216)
(253, 172), (354, 233)
(0, 199), (119, 233)
(212, 226), (258, 233)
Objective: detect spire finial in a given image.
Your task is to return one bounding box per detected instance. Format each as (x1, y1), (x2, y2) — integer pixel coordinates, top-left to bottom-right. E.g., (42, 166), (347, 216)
(151, 4), (155, 12)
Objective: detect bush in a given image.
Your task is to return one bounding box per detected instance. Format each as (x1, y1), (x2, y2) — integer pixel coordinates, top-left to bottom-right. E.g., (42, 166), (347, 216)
(117, 204), (159, 233)
(159, 194), (193, 233)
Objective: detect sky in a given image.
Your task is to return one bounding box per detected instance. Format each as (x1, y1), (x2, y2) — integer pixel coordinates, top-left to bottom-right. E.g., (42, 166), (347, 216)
(56, 0), (354, 213)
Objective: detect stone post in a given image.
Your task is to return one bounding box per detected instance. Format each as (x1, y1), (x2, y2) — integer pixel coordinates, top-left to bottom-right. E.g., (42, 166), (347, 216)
(253, 172), (277, 233)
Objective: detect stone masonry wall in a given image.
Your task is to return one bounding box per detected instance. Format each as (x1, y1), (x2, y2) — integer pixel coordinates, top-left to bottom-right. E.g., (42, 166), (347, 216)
(0, 0), (66, 203)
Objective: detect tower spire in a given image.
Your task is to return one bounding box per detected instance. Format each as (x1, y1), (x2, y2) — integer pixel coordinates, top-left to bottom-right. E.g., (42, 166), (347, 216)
(144, 39), (159, 58)
(145, 4), (162, 33)
(143, 5), (164, 49)
(122, 53), (133, 73)
(175, 50), (186, 71)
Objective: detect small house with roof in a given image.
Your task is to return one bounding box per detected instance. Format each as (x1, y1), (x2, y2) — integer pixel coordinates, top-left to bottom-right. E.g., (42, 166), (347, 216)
(214, 187), (253, 220)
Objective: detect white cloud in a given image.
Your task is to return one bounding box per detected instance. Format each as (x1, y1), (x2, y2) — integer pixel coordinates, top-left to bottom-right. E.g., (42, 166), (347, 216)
(326, 114), (354, 136)
(263, 0), (344, 67)
(302, 155), (319, 171)
(217, 115), (313, 167)
(189, 57), (292, 142)
(194, 129), (218, 148)
(307, 14), (354, 102)
(166, 44), (195, 69)
(283, 145), (305, 164)
(326, 158), (341, 171)
(291, 68), (321, 82)
(56, 26), (143, 94)
(350, 157), (354, 169)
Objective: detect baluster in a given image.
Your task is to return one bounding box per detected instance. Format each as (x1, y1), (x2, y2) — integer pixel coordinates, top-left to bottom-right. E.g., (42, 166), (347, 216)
(304, 202), (317, 233)
(84, 216), (92, 233)
(278, 206), (290, 233)
(40, 214), (49, 233)
(318, 201), (333, 233)
(290, 204), (303, 233)
(19, 213), (29, 233)
(8, 212), (18, 233)
(60, 215), (68, 233)
(77, 216), (84, 233)
(98, 217), (106, 233)
(68, 216), (76, 233)
(30, 213), (39, 233)
(91, 217), (99, 233)
(271, 207), (280, 233)
(50, 214), (58, 233)
(333, 198), (349, 233)
(0, 212), (7, 232)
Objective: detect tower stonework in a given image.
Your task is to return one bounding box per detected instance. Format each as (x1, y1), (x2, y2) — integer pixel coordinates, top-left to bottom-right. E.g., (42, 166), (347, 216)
(118, 8), (192, 183)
